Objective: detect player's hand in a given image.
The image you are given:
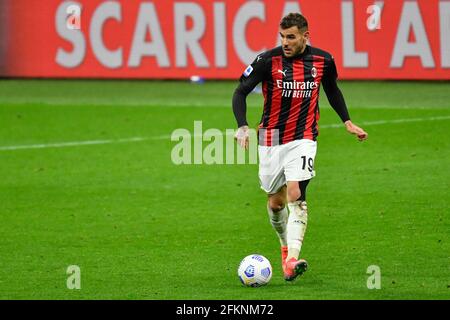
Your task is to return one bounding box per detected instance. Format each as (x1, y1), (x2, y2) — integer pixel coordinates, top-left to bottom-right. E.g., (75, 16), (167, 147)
(235, 125), (250, 149)
(344, 120), (368, 141)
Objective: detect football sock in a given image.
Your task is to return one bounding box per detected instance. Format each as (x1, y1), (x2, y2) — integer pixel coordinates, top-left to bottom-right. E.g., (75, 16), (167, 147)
(267, 203), (288, 246)
(287, 201), (308, 260)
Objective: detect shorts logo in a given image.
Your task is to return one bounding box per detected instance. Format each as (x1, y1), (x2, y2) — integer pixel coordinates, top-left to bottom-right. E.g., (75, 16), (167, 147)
(311, 67), (317, 78)
(243, 65), (253, 77)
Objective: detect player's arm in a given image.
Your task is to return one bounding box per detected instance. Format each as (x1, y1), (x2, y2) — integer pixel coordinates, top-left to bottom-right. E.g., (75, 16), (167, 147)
(232, 56), (266, 149)
(322, 57), (368, 141)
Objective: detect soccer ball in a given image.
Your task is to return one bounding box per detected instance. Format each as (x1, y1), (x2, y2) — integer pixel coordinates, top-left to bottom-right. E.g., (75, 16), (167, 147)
(237, 254), (272, 287)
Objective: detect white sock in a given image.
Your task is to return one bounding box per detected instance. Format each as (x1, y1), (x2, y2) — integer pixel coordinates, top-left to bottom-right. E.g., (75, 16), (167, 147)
(267, 203), (288, 246)
(287, 201), (308, 260)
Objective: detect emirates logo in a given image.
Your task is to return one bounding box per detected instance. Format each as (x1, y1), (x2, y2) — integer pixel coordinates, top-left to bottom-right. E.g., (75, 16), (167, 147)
(311, 67), (318, 78)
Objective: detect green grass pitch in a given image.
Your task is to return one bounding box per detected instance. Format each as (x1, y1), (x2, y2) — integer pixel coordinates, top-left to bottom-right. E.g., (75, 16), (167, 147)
(0, 79), (449, 299)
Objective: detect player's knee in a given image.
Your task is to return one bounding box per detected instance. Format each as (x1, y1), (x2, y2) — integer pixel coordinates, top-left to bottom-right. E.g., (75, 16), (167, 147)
(268, 199), (285, 212)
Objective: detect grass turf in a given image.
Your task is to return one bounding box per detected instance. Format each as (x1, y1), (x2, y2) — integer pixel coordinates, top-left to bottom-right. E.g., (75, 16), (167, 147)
(0, 80), (449, 299)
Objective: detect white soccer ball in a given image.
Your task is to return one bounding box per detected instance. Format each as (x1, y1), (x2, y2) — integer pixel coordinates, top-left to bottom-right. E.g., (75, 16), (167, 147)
(237, 254), (272, 287)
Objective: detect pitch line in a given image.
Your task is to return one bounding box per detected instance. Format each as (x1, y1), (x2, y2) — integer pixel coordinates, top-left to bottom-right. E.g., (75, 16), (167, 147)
(319, 115), (450, 128)
(0, 115), (449, 151)
(0, 137), (150, 151)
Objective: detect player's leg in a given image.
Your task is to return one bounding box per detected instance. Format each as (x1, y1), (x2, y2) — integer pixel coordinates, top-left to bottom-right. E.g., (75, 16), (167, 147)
(283, 180), (309, 281)
(267, 186), (288, 247)
(267, 186), (289, 265)
(286, 180), (308, 261)
(282, 140), (317, 280)
(258, 143), (289, 266)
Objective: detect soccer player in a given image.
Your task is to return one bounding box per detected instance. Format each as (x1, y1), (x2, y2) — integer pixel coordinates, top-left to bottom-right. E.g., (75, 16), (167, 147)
(232, 13), (368, 281)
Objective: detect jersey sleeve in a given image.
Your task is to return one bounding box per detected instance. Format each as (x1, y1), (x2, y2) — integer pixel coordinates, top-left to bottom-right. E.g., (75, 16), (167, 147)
(232, 55), (268, 127)
(323, 55), (338, 82)
(321, 57), (351, 123)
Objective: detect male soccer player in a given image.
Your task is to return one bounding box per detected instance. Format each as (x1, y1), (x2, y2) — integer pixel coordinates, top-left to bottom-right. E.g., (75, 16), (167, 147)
(232, 13), (368, 281)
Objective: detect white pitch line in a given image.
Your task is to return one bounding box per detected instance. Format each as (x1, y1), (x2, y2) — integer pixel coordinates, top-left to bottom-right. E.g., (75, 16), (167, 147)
(1, 115), (449, 151)
(0, 137), (149, 151)
(320, 115), (450, 128)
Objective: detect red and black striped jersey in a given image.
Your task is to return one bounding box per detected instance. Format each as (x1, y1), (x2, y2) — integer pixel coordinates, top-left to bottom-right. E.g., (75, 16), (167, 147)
(233, 45), (350, 146)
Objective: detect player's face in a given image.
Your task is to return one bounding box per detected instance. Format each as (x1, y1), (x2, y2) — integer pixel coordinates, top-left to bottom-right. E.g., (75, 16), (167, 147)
(279, 26), (309, 58)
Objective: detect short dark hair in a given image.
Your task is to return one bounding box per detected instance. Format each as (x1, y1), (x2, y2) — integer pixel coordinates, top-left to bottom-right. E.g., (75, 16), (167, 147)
(280, 13), (308, 31)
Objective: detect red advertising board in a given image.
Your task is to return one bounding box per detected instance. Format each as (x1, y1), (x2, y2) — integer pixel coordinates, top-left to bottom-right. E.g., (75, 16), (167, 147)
(0, 0), (449, 79)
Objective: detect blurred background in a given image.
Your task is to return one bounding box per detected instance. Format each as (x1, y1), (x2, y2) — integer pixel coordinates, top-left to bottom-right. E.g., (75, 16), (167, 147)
(1, 0), (449, 80)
